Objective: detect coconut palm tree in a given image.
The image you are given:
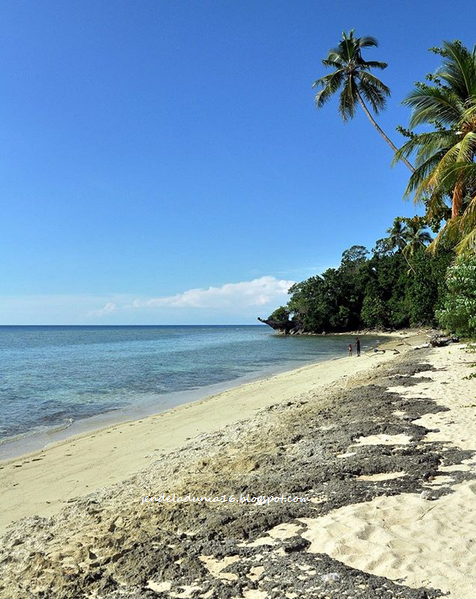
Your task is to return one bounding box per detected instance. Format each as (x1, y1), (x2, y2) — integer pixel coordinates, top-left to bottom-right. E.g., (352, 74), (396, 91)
(386, 217), (407, 251)
(434, 160), (476, 253)
(402, 217), (433, 259)
(313, 30), (414, 172)
(386, 217), (432, 272)
(394, 41), (476, 252)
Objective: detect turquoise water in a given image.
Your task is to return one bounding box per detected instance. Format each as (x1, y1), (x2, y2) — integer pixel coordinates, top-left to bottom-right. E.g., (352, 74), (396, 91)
(0, 325), (383, 455)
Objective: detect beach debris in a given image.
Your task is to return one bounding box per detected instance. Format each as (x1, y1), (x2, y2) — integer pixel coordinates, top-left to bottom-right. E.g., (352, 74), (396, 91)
(321, 572), (341, 584)
(429, 334), (459, 348)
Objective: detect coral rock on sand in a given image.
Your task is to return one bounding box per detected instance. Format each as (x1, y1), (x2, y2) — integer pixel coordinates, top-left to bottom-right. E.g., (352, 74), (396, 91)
(0, 347), (474, 598)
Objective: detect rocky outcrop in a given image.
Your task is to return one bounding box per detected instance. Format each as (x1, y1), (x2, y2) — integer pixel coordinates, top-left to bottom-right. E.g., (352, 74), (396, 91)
(257, 317), (304, 335)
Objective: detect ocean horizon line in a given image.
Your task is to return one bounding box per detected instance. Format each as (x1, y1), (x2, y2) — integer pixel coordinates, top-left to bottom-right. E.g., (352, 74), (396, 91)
(0, 323), (268, 328)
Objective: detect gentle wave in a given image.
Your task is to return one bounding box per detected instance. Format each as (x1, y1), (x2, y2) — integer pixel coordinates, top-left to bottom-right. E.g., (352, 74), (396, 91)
(0, 418), (74, 447)
(0, 326), (386, 448)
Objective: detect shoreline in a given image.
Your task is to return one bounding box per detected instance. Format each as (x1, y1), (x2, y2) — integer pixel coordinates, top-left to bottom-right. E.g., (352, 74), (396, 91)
(0, 332), (412, 536)
(0, 332), (392, 462)
(1, 330), (471, 598)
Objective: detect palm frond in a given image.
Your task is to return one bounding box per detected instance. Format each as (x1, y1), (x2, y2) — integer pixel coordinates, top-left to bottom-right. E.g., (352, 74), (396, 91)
(358, 77), (387, 114)
(358, 35), (379, 48)
(362, 60), (388, 70)
(437, 40), (476, 98)
(321, 50), (344, 68)
(314, 86), (335, 108)
(455, 131), (476, 163)
(403, 86), (463, 128)
(425, 193), (451, 223)
(427, 218), (461, 253)
(439, 163), (476, 189)
(313, 70), (345, 107)
(359, 71), (391, 95)
(413, 131), (458, 165)
(402, 151), (448, 199)
(428, 143), (464, 184)
(340, 35), (355, 63)
(456, 228), (476, 254)
(393, 130), (457, 167)
(312, 69), (344, 91)
(339, 76), (358, 121)
(455, 193), (476, 254)
(321, 58), (343, 68)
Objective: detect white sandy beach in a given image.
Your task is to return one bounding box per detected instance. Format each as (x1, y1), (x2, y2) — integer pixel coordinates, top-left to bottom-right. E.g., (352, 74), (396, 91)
(2, 330), (473, 599)
(0, 333), (404, 535)
(289, 343), (476, 599)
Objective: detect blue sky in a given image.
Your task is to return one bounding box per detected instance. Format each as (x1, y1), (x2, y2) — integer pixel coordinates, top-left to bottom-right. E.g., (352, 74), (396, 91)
(0, 0), (474, 324)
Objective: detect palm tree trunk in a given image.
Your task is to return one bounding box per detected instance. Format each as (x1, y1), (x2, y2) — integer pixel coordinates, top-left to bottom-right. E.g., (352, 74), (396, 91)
(402, 247), (416, 274)
(452, 179), (463, 218)
(356, 90), (415, 173)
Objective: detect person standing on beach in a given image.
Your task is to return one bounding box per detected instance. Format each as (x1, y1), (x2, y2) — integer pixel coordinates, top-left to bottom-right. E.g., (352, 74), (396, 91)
(355, 337), (361, 357)
(348, 343), (353, 356)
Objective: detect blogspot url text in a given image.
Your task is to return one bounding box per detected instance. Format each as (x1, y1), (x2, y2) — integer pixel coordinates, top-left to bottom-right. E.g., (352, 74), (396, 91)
(140, 493), (311, 506)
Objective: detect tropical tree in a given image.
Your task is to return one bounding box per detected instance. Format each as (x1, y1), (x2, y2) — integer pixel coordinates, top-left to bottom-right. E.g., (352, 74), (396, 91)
(394, 41), (476, 253)
(437, 254), (476, 337)
(386, 217), (408, 251)
(385, 216), (432, 272)
(401, 217), (433, 260)
(264, 239), (448, 333)
(444, 161), (476, 252)
(313, 29), (414, 172)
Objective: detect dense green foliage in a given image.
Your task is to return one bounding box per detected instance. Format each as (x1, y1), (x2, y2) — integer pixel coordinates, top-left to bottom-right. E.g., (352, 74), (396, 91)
(268, 227), (453, 333)
(294, 35), (476, 336)
(436, 255), (476, 337)
(395, 40), (476, 253)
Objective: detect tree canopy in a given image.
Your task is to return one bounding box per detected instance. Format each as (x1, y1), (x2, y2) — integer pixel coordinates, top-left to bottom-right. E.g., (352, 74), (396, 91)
(267, 229), (452, 333)
(273, 36), (476, 340)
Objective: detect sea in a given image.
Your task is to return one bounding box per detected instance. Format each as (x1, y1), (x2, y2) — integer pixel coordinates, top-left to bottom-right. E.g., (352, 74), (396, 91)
(0, 325), (385, 459)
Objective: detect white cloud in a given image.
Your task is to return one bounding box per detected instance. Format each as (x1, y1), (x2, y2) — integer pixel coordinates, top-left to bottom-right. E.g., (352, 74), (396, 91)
(87, 302), (117, 317)
(129, 276), (294, 310)
(0, 277), (295, 324)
